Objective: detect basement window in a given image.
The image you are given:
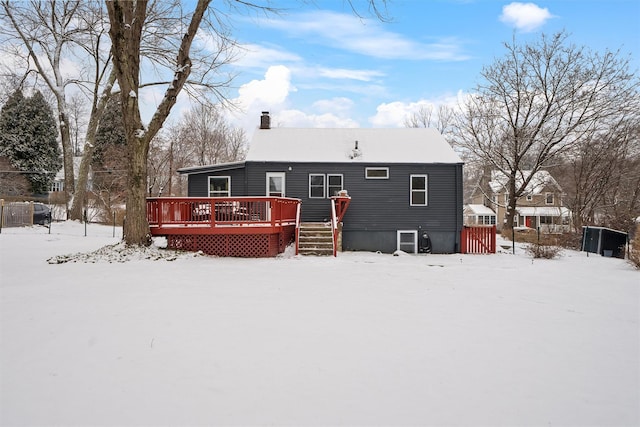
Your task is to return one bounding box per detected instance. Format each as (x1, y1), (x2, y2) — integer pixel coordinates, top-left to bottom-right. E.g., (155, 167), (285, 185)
(397, 230), (418, 254)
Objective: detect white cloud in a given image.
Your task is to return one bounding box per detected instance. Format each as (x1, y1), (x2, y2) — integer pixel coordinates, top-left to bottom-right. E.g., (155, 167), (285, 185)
(276, 110), (359, 129)
(225, 65), (296, 137)
(317, 68), (384, 82)
(311, 97), (354, 114)
(235, 65), (295, 110)
(258, 11), (470, 61)
(500, 2), (553, 32)
(235, 43), (302, 69)
(369, 93), (465, 128)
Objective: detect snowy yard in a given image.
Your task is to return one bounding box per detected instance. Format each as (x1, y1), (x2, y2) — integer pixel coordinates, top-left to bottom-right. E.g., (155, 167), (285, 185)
(1, 221), (638, 426)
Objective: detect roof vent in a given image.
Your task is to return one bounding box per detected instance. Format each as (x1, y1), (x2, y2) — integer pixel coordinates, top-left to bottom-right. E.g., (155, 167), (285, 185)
(260, 111), (270, 129)
(350, 140), (361, 159)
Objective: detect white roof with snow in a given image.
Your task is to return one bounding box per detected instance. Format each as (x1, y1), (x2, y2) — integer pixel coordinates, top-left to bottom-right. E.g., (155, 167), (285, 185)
(246, 128), (462, 164)
(465, 204), (496, 216)
(516, 206), (571, 217)
(489, 170), (561, 194)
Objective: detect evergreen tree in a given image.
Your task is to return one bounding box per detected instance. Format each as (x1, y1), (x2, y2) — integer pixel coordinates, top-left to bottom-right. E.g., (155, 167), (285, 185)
(0, 90), (62, 194)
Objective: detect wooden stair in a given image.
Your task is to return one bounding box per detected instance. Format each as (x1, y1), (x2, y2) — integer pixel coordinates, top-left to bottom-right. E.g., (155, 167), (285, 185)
(298, 222), (334, 256)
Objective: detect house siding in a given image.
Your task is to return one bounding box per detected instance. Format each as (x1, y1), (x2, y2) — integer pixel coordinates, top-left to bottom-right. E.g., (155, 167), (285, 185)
(187, 167), (248, 197)
(185, 161), (463, 254)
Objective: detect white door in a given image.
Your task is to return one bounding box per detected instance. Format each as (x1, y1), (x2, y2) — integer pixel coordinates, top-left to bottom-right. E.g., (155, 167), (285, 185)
(266, 172), (286, 197)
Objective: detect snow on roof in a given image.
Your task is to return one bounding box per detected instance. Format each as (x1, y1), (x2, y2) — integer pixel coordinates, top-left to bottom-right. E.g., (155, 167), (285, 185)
(177, 161), (245, 175)
(516, 206), (571, 217)
(54, 156), (83, 181)
(489, 170), (561, 194)
(246, 127), (462, 164)
(464, 204), (496, 216)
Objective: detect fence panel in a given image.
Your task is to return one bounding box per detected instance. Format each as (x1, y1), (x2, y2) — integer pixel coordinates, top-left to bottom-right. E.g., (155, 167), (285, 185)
(1, 201), (33, 227)
(461, 225), (496, 254)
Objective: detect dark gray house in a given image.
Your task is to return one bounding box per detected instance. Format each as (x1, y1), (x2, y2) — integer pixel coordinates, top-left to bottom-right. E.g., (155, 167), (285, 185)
(178, 113), (464, 254)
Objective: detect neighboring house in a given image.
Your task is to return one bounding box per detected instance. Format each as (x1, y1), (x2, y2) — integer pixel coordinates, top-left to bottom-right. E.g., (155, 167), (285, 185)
(470, 169), (571, 232)
(50, 156), (92, 193)
(178, 112), (464, 254)
(464, 204), (497, 226)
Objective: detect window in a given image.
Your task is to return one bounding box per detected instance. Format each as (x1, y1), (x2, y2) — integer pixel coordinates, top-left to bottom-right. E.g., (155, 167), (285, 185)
(504, 192), (509, 203)
(309, 174), (344, 198)
(397, 230), (418, 254)
(365, 167), (389, 179)
(50, 181), (64, 192)
(266, 172), (285, 197)
(410, 175), (428, 206)
(526, 194), (533, 201)
(479, 215), (496, 225)
(209, 176), (230, 197)
(309, 174), (325, 198)
(327, 174), (343, 197)
(545, 193), (554, 204)
(540, 216), (554, 224)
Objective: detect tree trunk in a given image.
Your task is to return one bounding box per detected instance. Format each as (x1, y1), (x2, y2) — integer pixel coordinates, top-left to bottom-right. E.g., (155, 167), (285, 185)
(124, 134), (151, 245)
(107, 0), (211, 246)
(70, 72), (116, 221)
(59, 110), (75, 217)
(504, 173), (518, 232)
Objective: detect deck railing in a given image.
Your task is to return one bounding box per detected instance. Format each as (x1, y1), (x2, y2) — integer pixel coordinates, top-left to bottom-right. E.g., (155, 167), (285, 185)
(147, 196), (300, 233)
(329, 195), (351, 257)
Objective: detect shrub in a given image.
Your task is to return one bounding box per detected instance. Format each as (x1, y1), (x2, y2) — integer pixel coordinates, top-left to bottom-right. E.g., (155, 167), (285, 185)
(525, 243), (563, 259)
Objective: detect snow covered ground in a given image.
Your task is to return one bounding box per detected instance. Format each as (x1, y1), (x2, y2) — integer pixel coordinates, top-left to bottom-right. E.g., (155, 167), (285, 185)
(1, 221), (638, 426)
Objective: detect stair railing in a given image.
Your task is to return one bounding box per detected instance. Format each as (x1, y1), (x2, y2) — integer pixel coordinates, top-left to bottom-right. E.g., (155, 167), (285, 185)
(295, 201), (301, 255)
(330, 198), (338, 257)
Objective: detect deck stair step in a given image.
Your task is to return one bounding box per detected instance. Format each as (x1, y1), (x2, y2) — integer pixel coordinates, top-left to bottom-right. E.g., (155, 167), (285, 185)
(298, 222), (334, 256)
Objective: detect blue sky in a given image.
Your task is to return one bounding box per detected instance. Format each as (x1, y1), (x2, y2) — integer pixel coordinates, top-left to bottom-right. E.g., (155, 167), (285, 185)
(174, 0), (640, 137)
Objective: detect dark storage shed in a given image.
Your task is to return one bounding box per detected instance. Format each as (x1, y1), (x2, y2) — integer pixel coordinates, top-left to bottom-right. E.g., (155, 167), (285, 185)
(581, 226), (628, 258)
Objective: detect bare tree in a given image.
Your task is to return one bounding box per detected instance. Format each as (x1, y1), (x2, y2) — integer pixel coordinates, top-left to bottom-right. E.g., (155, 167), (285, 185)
(0, 0), (86, 209)
(106, 0), (216, 245)
(552, 119), (640, 232)
(0, 1), (118, 221)
(67, 93), (89, 156)
(404, 104), (456, 138)
(456, 31), (639, 231)
(180, 103), (247, 166)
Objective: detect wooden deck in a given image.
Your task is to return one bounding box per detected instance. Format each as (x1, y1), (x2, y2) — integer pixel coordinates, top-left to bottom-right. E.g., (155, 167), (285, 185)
(147, 197), (301, 257)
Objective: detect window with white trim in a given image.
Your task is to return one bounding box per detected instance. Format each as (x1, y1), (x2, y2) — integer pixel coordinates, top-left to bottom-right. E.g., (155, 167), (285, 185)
(327, 174), (343, 197)
(209, 176), (230, 197)
(365, 167), (389, 179)
(545, 192), (554, 204)
(479, 215), (496, 225)
(410, 174), (428, 206)
(397, 230), (418, 254)
(309, 174), (325, 198)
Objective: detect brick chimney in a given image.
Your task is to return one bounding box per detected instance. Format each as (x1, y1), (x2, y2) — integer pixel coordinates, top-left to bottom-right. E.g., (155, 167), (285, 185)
(260, 111), (270, 129)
